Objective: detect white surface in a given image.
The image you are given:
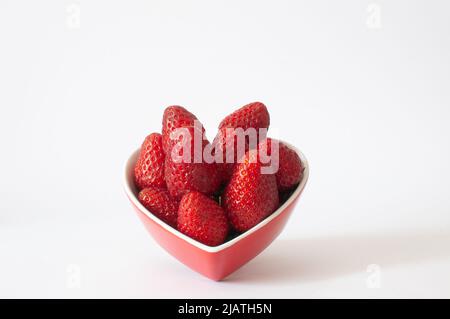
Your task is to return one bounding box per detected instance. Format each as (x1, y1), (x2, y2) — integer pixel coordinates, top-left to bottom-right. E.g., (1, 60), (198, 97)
(1, 0), (450, 298)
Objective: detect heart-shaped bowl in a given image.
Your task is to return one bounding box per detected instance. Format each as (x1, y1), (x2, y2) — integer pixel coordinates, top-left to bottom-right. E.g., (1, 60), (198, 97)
(123, 142), (309, 281)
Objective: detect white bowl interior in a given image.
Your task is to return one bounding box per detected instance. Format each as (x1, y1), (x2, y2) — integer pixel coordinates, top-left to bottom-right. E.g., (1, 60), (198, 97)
(123, 142), (309, 253)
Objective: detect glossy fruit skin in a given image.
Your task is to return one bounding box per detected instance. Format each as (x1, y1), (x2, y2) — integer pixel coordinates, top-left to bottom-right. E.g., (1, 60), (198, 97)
(214, 102), (270, 182)
(165, 126), (223, 200)
(212, 127), (242, 182)
(223, 149), (279, 232)
(219, 101), (270, 131)
(259, 138), (304, 191)
(162, 105), (203, 154)
(138, 187), (179, 228)
(178, 192), (229, 246)
(134, 133), (166, 190)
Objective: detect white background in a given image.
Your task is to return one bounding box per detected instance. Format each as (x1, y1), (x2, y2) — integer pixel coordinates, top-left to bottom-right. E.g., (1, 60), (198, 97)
(1, 0), (450, 298)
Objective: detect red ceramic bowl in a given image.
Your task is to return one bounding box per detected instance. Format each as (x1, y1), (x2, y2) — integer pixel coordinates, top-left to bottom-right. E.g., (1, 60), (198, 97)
(123, 142), (309, 281)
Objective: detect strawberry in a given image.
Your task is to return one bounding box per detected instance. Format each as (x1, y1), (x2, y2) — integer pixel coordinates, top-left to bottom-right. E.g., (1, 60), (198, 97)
(134, 133), (166, 190)
(223, 149), (279, 232)
(138, 187), (179, 228)
(165, 125), (222, 200)
(219, 101), (270, 131)
(162, 105), (204, 154)
(178, 191), (229, 246)
(212, 127), (241, 182)
(214, 102), (270, 182)
(259, 138), (304, 191)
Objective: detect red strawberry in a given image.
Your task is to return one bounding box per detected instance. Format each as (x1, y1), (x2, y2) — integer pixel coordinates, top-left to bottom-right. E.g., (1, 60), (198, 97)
(214, 102), (270, 182)
(212, 127), (241, 182)
(162, 105), (204, 154)
(213, 127), (269, 181)
(223, 149), (279, 232)
(138, 187), (179, 228)
(219, 101), (270, 131)
(134, 133), (166, 190)
(178, 191), (229, 246)
(259, 138), (304, 191)
(165, 126), (223, 199)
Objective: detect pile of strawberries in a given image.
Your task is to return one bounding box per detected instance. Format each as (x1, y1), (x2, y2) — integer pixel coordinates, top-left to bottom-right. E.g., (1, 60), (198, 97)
(134, 102), (304, 246)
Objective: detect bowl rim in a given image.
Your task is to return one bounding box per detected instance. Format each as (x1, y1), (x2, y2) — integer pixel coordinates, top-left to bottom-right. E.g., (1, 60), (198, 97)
(123, 141), (309, 253)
